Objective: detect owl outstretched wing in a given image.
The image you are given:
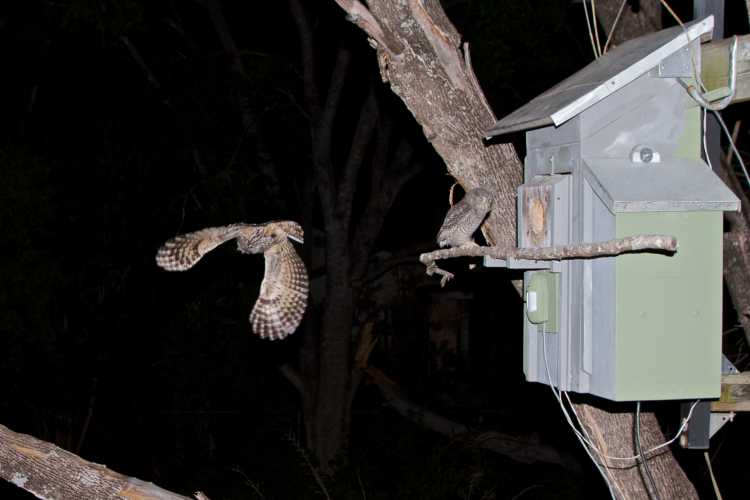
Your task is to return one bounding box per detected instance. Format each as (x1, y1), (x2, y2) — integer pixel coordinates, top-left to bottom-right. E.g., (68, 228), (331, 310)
(155, 224), (251, 271)
(250, 239), (309, 340)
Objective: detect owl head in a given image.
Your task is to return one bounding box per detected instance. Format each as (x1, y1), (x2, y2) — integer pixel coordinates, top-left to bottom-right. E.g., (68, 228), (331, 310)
(239, 220), (304, 254)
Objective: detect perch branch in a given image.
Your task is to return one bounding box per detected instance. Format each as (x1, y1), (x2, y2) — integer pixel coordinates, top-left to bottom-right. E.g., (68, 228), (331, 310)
(420, 235), (678, 286)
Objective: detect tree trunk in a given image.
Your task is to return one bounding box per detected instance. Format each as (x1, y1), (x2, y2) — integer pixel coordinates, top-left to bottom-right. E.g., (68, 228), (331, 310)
(330, 0), (698, 497)
(331, 0), (521, 250)
(717, 136), (750, 345)
(577, 405), (698, 499)
(0, 423), (196, 499)
(287, 0), (424, 470)
(594, 0), (661, 51)
(309, 241), (355, 465)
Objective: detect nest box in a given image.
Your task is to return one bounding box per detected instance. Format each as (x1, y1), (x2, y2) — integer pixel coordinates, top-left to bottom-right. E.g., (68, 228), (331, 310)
(484, 16), (739, 401)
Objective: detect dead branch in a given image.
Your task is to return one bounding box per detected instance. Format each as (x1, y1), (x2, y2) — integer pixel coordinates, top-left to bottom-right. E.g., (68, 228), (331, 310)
(332, 0), (403, 56)
(0, 423), (202, 499)
(363, 365), (581, 472)
(420, 235), (678, 286)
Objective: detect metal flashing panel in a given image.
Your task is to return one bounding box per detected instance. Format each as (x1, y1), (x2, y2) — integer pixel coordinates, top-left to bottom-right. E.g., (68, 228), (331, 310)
(582, 158), (739, 213)
(485, 16), (713, 137)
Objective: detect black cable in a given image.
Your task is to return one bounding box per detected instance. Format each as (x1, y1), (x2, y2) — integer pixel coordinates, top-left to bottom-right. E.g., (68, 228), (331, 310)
(635, 402), (662, 500)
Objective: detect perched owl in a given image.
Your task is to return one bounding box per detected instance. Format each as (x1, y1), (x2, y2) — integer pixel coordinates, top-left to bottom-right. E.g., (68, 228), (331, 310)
(156, 221), (308, 341)
(437, 188), (493, 248)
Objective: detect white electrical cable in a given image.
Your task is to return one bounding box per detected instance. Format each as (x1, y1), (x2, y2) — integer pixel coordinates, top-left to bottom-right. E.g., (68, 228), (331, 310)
(582, 0), (601, 58)
(541, 327), (701, 471)
(714, 110), (750, 192)
(591, 0), (603, 57)
(660, 0), (750, 192)
(541, 328), (617, 499)
(704, 451), (724, 500)
(603, 0), (628, 54)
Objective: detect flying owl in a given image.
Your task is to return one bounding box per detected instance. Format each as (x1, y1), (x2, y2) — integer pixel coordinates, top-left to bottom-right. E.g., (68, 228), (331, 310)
(155, 221), (308, 341)
(437, 187), (493, 248)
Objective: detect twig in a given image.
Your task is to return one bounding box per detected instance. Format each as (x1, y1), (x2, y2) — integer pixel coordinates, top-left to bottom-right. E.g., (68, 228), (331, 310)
(297, 444), (332, 500)
(231, 467), (267, 500)
(420, 235), (678, 286)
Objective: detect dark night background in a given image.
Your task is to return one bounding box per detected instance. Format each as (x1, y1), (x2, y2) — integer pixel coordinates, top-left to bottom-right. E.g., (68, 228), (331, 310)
(0, 1), (748, 498)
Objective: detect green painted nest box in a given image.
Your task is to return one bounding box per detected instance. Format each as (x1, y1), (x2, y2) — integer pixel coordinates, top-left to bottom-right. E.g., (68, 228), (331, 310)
(484, 16), (739, 401)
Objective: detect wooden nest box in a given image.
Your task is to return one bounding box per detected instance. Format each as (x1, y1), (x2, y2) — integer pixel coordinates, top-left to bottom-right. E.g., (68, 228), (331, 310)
(485, 16), (739, 401)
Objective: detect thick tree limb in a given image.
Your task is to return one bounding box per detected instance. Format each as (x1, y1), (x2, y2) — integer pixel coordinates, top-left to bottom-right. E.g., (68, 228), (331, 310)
(595, 0), (661, 50)
(0, 423), (204, 499)
(332, 0), (403, 56)
(717, 124), (750, 346)
(420, 235), (678, 286)
(577, 404), (698, 499)
(364, 365), (581, 472)
(332, 0), (522, 250)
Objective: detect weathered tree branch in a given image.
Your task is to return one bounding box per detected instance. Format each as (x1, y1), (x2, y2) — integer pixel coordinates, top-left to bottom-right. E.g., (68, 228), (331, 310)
(332, 0), (523, 250)
(0, 423), (205, 499)
(332, 0), (404, 56)
(717, 128), (750, 346)
(420, 235), (678, 286)
(363, 364), (581, 472)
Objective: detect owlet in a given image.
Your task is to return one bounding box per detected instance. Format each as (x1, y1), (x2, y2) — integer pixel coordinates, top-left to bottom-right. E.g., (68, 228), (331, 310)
(156, 221), (308, 340)
(437, 187), (493, 248)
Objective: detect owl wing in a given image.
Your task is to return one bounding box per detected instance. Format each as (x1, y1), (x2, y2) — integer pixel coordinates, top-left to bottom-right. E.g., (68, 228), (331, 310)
(155, 224), (251, 271)
(249, 239), (309, 340)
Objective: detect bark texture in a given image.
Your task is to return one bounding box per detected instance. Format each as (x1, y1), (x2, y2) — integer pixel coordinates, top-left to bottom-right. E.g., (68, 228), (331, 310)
(717, 142), (750, 346)
(595, 0), (662, 51)
(333, 0), (521, 249)
(578, 405), (698, 500)
(0, 423), (194, 500)
(331, 1), (698, 498)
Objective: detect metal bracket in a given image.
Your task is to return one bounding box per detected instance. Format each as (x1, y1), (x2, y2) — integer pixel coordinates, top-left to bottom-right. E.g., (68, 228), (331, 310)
(483, 256), (562, 272)
(709, 354), (739, 439)
(680, 355), (738, 449)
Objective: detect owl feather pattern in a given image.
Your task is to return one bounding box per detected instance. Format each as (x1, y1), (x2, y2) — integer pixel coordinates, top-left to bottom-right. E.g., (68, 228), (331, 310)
(437, 188), (493, 248)
(156, 221), (308, 340)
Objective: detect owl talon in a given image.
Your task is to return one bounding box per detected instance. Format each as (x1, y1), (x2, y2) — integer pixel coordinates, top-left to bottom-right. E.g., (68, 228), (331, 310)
(426, 262), (454, 287)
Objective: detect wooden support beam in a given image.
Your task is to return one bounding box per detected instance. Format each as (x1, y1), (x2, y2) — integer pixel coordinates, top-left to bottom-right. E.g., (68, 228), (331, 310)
(711, 371), (750, 412)
(702, 35), (750, 105)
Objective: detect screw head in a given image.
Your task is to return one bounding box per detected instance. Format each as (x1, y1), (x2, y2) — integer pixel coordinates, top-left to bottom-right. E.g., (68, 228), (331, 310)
(640, 148), (654, 163)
